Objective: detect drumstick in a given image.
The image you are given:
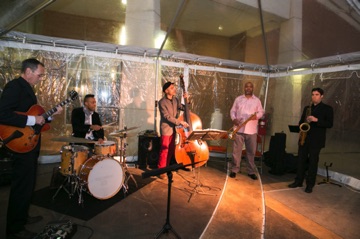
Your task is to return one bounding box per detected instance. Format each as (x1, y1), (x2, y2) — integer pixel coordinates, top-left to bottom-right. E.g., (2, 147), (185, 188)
(101, 122), (117, 128)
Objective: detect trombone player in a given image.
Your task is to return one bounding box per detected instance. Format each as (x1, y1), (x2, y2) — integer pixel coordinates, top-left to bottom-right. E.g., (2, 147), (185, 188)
(229, 82), (264, 180)
(288, 88), (333, 193)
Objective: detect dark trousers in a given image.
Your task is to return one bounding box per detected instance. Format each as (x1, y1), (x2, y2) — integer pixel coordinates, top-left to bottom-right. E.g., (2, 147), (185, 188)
(6, 151), (38, 234)
(296, 143), (322, 188)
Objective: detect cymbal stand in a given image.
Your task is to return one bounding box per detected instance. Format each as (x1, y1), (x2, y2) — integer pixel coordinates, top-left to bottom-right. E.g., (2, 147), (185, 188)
(52, 149), (80, 202)
(117, 134), (138, 193)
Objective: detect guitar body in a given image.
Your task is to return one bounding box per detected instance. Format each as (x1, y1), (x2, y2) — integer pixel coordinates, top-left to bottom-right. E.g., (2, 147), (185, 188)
(0, 90), (78, 154)
(0, 105), (50, 153)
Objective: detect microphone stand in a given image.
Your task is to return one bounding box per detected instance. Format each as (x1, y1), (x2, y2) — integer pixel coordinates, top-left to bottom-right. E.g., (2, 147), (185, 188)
(155, 171), (181, 239)
(142, 163), (185, 239)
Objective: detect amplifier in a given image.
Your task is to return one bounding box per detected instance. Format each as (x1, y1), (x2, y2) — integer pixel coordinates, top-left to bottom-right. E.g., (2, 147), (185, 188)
(137, 135), (160, 169)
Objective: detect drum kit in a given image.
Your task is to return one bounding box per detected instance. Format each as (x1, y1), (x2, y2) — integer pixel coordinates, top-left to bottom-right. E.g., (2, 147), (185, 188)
(51, 126), (139, 205)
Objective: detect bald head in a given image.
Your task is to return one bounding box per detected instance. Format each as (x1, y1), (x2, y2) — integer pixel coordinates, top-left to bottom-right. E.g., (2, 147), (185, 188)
(244, 82), (254, 97)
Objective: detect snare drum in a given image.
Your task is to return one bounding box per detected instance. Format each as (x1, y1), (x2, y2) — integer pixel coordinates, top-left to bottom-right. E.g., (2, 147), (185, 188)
(79, 156), (124, 200)
(60, 145), (89, 175)
(94, 141), (116, 156)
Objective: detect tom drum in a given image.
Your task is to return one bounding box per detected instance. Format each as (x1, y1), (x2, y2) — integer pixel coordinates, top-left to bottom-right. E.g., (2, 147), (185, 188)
(79, 156), (124, 200)
(94, 141), (116, 156)
(60, 145), (89, 175)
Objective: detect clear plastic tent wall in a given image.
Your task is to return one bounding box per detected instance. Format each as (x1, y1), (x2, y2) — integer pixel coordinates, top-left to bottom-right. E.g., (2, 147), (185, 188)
(267, 72), (360, 179)
(0, 45), (359, 179)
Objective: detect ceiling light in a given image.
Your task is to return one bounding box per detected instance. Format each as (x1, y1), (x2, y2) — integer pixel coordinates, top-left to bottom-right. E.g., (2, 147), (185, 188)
(218, 25), (223, 31)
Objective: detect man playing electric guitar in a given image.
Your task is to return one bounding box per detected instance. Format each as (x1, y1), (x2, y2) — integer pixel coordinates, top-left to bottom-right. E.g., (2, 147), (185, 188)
(0, 58), (63, 239)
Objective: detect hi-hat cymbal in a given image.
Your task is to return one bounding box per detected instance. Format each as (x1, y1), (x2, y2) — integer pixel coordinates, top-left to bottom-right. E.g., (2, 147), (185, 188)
(51, 136), (96, 144)
(112, 126), (139, 133)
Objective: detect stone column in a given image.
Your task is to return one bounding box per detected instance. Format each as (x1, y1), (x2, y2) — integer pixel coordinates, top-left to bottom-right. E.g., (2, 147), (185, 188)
(124, 0), (161, 48)
(272, 0), (303, 153)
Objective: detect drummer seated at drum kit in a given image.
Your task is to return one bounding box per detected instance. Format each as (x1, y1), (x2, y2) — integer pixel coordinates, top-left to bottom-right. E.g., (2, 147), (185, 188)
(71, 94), (105, 152)
(56, 94), (123, 201)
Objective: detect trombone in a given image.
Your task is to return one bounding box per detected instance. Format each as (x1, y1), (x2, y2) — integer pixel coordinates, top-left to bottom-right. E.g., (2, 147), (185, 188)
(227, 112), (257, 140)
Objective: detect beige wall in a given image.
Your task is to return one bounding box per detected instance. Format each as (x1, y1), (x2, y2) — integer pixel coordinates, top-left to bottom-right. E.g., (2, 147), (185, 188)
(41, 10), (122, 44)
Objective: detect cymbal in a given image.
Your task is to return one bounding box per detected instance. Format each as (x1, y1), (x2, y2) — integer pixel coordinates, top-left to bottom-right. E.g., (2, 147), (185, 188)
(51, 136), (96, 144)
(112, 126), (139, 133)
(109, 132), (136, 138)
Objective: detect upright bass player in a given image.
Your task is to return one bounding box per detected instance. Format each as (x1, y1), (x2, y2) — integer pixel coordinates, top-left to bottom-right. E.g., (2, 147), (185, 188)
(157, 81), (189, 179)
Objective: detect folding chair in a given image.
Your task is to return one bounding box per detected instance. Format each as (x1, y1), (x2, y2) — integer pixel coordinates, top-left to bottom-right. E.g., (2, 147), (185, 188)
(207, 140), (231, 170)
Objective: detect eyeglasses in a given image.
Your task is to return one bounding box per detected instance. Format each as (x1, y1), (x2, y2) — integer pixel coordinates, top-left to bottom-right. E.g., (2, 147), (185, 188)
(32, 71), (45, 78)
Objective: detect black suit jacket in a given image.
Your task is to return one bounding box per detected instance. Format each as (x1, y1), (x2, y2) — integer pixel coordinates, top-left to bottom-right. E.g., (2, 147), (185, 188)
(0, 77), (40, 155)
(71, 107), (104, 140)
(299, 101), (333, 148)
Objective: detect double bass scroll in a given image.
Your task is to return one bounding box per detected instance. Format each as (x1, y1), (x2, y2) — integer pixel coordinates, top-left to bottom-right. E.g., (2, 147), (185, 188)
(174, 75), (209, 168)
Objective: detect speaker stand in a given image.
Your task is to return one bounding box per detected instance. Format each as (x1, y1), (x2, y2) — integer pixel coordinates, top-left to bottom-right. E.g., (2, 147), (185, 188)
(317, 162), (342, 187)
(155, 171), (181, 239)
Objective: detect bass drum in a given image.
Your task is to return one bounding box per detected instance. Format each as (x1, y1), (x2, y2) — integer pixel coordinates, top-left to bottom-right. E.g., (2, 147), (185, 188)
(79, 156), (124, 200)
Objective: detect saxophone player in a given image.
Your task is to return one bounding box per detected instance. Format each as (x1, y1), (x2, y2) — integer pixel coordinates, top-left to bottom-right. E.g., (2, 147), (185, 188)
(288, 88), (334, 193)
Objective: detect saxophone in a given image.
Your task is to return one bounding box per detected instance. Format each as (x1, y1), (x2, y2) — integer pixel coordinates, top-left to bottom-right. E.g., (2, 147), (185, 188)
(228, 112), (257, 140)
(299, 102), (312, 146)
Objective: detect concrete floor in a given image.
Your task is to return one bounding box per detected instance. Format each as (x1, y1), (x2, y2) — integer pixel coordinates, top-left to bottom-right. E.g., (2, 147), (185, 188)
(1, 157), (359, 239)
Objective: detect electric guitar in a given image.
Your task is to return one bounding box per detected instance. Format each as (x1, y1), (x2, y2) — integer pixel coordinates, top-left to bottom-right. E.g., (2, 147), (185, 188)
(0, 90), (78, 153)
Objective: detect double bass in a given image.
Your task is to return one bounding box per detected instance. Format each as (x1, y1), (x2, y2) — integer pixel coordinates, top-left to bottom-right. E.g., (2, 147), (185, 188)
(174, 75), (209, 168)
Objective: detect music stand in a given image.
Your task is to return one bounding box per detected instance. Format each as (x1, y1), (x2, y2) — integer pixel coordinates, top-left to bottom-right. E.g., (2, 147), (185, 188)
(317, 162), (342, 187)
(189, 129), (229, 169)
(181, 130), (225, 202)
(288, 125), (300, 133)
(187, 129), (228, 141)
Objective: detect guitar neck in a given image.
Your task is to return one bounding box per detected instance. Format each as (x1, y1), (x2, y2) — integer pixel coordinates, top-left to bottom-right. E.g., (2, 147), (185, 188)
(179, 75), (192, 130)
(41, 98), (71, 119)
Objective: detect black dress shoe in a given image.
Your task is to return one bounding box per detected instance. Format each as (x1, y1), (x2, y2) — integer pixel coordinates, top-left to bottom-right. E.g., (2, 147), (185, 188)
(288, 182), (303, 188)
(26, 215), (43, 224)
(248, 174), (258, 180)
(229, 172), (236, 178)
(7, 229), (37, 239)
(305, 186), (313, 193)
